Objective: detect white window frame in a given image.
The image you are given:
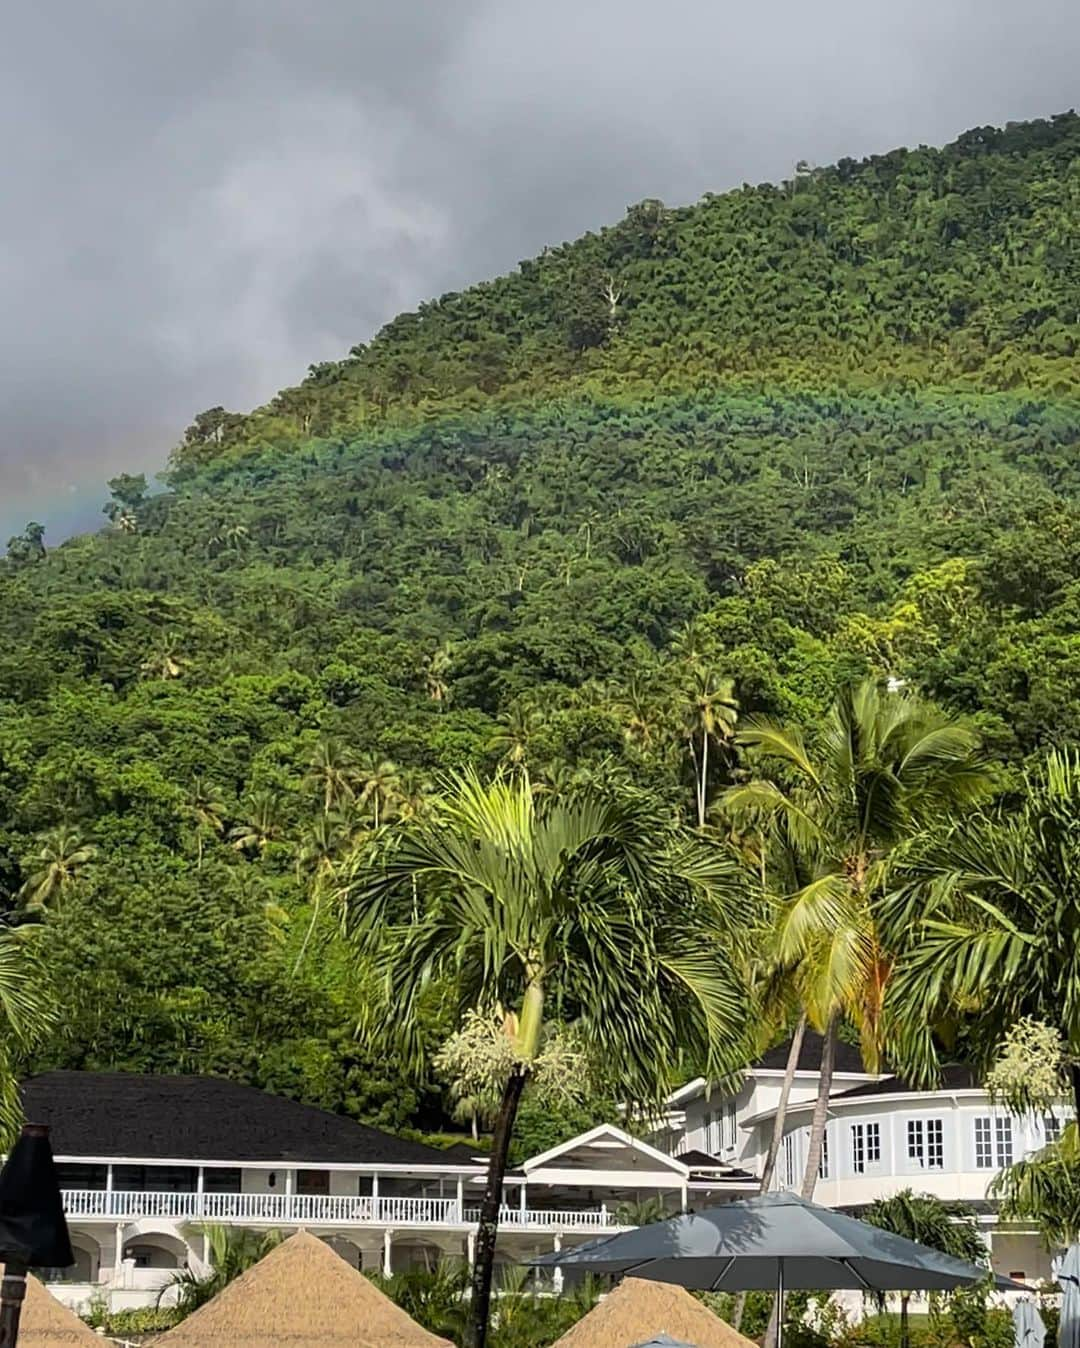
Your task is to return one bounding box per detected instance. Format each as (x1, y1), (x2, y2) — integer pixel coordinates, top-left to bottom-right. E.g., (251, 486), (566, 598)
(850, 1121), (882, 1175)
(906, 1116), (945, 1171)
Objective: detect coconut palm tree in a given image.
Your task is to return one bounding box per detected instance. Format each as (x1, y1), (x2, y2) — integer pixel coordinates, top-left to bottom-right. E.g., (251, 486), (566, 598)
(341, 771), (753, 1348)
(307, 739), (357, 815)
(19, 827), (97, 912)
(724, 680), (991, 1200)
(487, 706), (541, 783)
(863, 1191), (986, 1348)
(682, 669), (738, 828)
(422, 644), (454, 709)
(357, 757), (401, 829)
(292, 811), (350, 972)
(882, 747), (1080, 1121)
(229, 791), (284, 855)
(184, 777), (227, 869)
(140, 634), (186, 680)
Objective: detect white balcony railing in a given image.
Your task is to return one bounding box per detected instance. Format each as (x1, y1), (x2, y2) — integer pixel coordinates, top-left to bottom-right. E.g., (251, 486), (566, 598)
(60, 1190), (618, 1231)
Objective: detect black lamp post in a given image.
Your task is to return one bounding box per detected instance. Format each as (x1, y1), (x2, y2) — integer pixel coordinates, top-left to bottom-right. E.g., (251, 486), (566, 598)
(0, 1123), (73, 1347)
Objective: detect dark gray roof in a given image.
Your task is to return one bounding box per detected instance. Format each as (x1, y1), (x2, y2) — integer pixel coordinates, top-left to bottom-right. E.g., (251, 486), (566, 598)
(754, 1032), (869, 1076)
(833, 1065), (979, 1099)
(676, 1149), (756, 1181)
(21, 1072), (465, 1167)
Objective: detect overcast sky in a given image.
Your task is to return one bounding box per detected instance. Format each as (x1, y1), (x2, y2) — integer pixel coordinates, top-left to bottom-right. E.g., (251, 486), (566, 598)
(2, 0), (1077, 541)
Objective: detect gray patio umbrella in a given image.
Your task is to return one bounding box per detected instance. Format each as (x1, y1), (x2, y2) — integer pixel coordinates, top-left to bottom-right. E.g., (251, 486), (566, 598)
(1013, 1298), (1046, 1348)
(533, 1193), (1016, 1348)
(1058, 1244), (1080, 1348)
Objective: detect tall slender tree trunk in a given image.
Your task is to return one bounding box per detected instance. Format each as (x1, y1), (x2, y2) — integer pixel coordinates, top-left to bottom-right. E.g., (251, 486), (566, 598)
(761, 1014), (808, 1194)
(900, 1292), (911, 1348)
(734, 1015), (808, 1334)
(466, 1065), (528, 1348)
(800, 1015), (837, 1199)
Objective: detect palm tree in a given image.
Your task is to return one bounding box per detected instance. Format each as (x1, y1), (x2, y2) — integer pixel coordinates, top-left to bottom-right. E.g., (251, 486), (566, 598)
(487, 706), (541, 782)
(307, 739), (357, 815)
(162, 1224), (281, 1314)
(184, 778), (227, 869)
(357, 757), (401, 829)
(724, 680), (990, 1200)
(614, 674), (664, 751)
(0, 927), (56, 1145)
(229, 790), (284, 855)
(140, 634), (186, 680)
(293, 811), (349, 972)
(863, 1191), (987, 1348)
(19, 827), (97, 912)
(882, 748), (1080, 1122)
(682, 670), (738, 828)
(341, 771), (752, 1348)
(422, 644), (454, 709)
(992, 1122), (1080, 1247)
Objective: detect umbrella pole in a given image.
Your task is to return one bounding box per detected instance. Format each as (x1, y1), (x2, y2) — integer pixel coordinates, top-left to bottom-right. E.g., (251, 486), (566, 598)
(0, 1260), (27, 1347)
(777, 1259), (784, 1348)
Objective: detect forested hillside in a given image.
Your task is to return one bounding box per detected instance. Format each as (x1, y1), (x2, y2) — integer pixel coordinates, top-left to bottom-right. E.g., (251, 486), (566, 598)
(3, 111), (1080, 1137)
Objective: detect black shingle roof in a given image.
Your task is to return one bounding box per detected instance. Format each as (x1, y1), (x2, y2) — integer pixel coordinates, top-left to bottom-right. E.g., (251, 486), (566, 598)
(832, 1065), (979, 1099)
(21, 1072), (465, 1167)
(676, 1149), (756, 1181)
(754, 1032), (869, 1076)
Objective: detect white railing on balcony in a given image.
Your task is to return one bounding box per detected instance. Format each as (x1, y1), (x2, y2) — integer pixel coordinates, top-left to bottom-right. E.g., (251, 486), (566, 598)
(60, 1191), (617, 1230)
(464, 1206), (618, 1230)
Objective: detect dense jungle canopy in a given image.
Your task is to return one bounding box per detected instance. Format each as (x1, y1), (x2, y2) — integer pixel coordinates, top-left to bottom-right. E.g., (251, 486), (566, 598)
(3, 110), (1080, 1139)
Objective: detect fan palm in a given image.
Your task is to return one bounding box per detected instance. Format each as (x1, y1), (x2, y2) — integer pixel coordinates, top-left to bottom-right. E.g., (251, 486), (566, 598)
(19, 827), (97, 912)
(724, 680), (990, 1198)
(991, 1122), (1080, 1246)
(341, 770), (752, 1348)
(863, 1190), (986, 1348)
(882, 747), (1080, 1120)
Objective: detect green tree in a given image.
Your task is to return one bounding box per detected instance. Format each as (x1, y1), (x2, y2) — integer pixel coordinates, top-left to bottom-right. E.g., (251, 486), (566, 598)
(883, 747), (1080, 1121)
(863, 1190), (987, 1348)
(162, 1223), (282, 1315)
(725, 680), (990, 1198)
(342, 771), (751, 1348)
(0, 928), (55, 1143)
(682, 670), (739, 828)
(19, 827), (97, 912)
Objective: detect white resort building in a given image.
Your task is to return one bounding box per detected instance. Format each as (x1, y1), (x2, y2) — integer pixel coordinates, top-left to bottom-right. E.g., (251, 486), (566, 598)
(28, 1071), (752, 1313)
(30, 1037), (1068, 1311)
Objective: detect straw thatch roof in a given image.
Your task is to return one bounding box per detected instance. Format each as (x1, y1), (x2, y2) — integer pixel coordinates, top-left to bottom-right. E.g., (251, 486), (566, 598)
(7, 1272), (102, 1346)
(553, 1276), (757, 1348)
(150, 1230), (452, 1347)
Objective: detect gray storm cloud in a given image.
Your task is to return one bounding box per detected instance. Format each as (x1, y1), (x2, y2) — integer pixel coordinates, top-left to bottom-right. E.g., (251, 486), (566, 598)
(1, 0), (1077, 538)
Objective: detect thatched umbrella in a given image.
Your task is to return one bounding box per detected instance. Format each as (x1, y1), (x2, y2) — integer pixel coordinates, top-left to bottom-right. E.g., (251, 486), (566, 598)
(552, 1277), (756, 1348)
(5, 1275), (102, 1347)
(151, 1230), (452, 1347)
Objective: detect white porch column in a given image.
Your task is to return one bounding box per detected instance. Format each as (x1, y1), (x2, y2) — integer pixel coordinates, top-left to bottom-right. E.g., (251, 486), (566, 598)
(519, 1182), (527, 1217)
(552, 1233), (563, 1295)
(371, 1172), (380, 1199)
(456, 1176), (464, 1219)
(383, 1228), (393, 1278)
(466, 1229), (477, 1268)
(680, 1183), (688, 1213)
(196, 1166), (205, 1219)
(105, 1164), (114, 1198)
(285, 1169), (295, 1196)
(114, 1223), (124, 1280)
